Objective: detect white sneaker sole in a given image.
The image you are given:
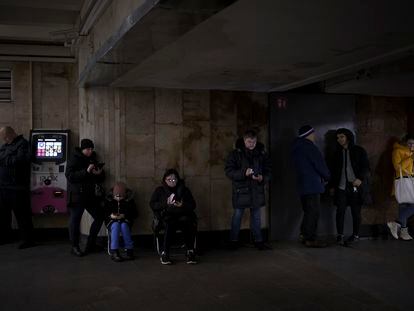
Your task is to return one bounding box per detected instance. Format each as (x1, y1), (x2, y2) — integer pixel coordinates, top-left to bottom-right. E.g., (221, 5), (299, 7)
(387, 222), (400, 239)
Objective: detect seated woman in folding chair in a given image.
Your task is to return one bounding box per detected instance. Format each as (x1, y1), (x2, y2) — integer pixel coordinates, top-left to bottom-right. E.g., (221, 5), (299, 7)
(105, 182), (137, 262)
(150, 169), (197, 265)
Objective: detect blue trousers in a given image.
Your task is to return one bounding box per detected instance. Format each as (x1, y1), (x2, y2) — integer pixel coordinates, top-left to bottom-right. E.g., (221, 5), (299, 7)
(110, 221), (133, 250)
(230, 208), (263, 242)
(398, 203), (414, 227)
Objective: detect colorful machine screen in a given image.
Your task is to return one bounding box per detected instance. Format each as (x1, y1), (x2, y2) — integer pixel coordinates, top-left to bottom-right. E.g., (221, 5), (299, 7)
(35, 137), (64, 159)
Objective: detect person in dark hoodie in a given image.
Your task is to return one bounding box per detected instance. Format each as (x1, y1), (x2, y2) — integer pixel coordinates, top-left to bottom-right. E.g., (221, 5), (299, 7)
(105, 181), (137, 262)
(225, 130), (271, 250)
(329, 128), (369, 245)
(0, 126), (34, 249)
(65, 138), (105, 257)
(291, 125), (330, 248)
(150, 169), (197, 265)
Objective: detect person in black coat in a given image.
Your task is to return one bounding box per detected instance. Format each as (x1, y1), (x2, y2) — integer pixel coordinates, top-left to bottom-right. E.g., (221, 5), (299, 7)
(0, 126), (34, 249)
(104, 182), (137, 262)
(65, 138), (105, 257)
(224, 130), (271, 250)
(150, 169), (197, 265)
(329, 128), (369, 245)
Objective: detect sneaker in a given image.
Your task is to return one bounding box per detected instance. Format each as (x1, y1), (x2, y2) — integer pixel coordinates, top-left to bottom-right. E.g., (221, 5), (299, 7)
(304, 240), (327, 248)
(71, 246), (84, 257)
(387, 221), (401, 239)
(186, 250), (197, 264)
(110, 250), (123, 262)
(160, 252), (172, 265)
(400, 227), (413, 241)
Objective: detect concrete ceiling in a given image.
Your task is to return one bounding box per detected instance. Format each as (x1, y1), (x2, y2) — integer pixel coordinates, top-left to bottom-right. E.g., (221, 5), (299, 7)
(106, 0), (414, 94)
(0, 0), (83, 43)
(1, 0), (414, 95)
(0, 0), (84, 62)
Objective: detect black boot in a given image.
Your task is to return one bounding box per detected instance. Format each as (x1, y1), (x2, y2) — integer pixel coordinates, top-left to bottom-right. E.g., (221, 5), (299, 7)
(71, 245), (84, 257)
(110, 250), (123, 262)
(124, 249), (135, 260)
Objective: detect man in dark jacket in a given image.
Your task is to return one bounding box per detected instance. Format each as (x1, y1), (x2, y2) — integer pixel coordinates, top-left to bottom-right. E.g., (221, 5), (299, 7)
(292, 125), (330, 248)
(65, 138), (105, 257)
(329, 128), (369, 245)
(225, 130), (271, 250)
(0, 126), (34, 248)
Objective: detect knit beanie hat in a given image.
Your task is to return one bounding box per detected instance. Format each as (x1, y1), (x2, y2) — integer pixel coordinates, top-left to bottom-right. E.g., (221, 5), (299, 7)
(80, 138), (94, 150)
(298, 125), (315, 138)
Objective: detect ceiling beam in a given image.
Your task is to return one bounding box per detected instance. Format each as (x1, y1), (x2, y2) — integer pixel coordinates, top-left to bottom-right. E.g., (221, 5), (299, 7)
(0, 0), (83, 11)
(269, 45), (414, 92)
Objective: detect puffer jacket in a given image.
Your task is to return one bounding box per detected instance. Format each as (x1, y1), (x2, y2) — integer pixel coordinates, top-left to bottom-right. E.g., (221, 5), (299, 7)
(104, 188), (137, 228)
(224, 138), (271, 209)
(65, 147), (105, 206)
(0, 135), (31, 190)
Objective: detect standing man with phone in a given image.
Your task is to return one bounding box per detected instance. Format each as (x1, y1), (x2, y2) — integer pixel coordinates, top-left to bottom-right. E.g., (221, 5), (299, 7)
(65, 138), (105, 256)
(225, 130), (272, 250)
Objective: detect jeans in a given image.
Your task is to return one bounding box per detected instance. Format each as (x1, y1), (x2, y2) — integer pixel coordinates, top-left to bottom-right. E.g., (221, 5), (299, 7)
(300, 194), (320, 241)
(109, 221), (133, 250)
(398, 203), (414, 227)
(230, 208), (262, 242)
(336, 187), (361, 236)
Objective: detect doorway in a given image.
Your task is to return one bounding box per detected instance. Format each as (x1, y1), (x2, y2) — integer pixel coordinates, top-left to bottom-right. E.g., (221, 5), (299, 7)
(269, 93), (356, 240)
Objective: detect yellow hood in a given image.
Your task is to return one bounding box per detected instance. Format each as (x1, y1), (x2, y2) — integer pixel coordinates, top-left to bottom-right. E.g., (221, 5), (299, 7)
(392, 142), (413, 176)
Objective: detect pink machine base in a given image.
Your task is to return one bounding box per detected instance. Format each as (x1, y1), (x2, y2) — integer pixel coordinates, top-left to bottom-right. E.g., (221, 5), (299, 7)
(31, 187), (67, 214)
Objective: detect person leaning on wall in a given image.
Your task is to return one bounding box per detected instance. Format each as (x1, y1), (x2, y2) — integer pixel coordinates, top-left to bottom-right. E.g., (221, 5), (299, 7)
(0, 126), (35, 249)
(329, 128), (370, 246)
(224, 129), (272, 251)
(65, 138), (105, 257)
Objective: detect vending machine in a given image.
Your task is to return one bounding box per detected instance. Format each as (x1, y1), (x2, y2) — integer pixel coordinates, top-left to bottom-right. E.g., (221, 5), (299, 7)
(30, 130), (70, 214)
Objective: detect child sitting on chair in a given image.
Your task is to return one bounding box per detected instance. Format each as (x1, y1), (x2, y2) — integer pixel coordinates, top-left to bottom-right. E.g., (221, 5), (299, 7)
(105, 182), (137, 262)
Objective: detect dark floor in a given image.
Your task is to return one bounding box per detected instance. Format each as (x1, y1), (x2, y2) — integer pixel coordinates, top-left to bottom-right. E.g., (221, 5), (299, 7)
(0, 238), (413, 311)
